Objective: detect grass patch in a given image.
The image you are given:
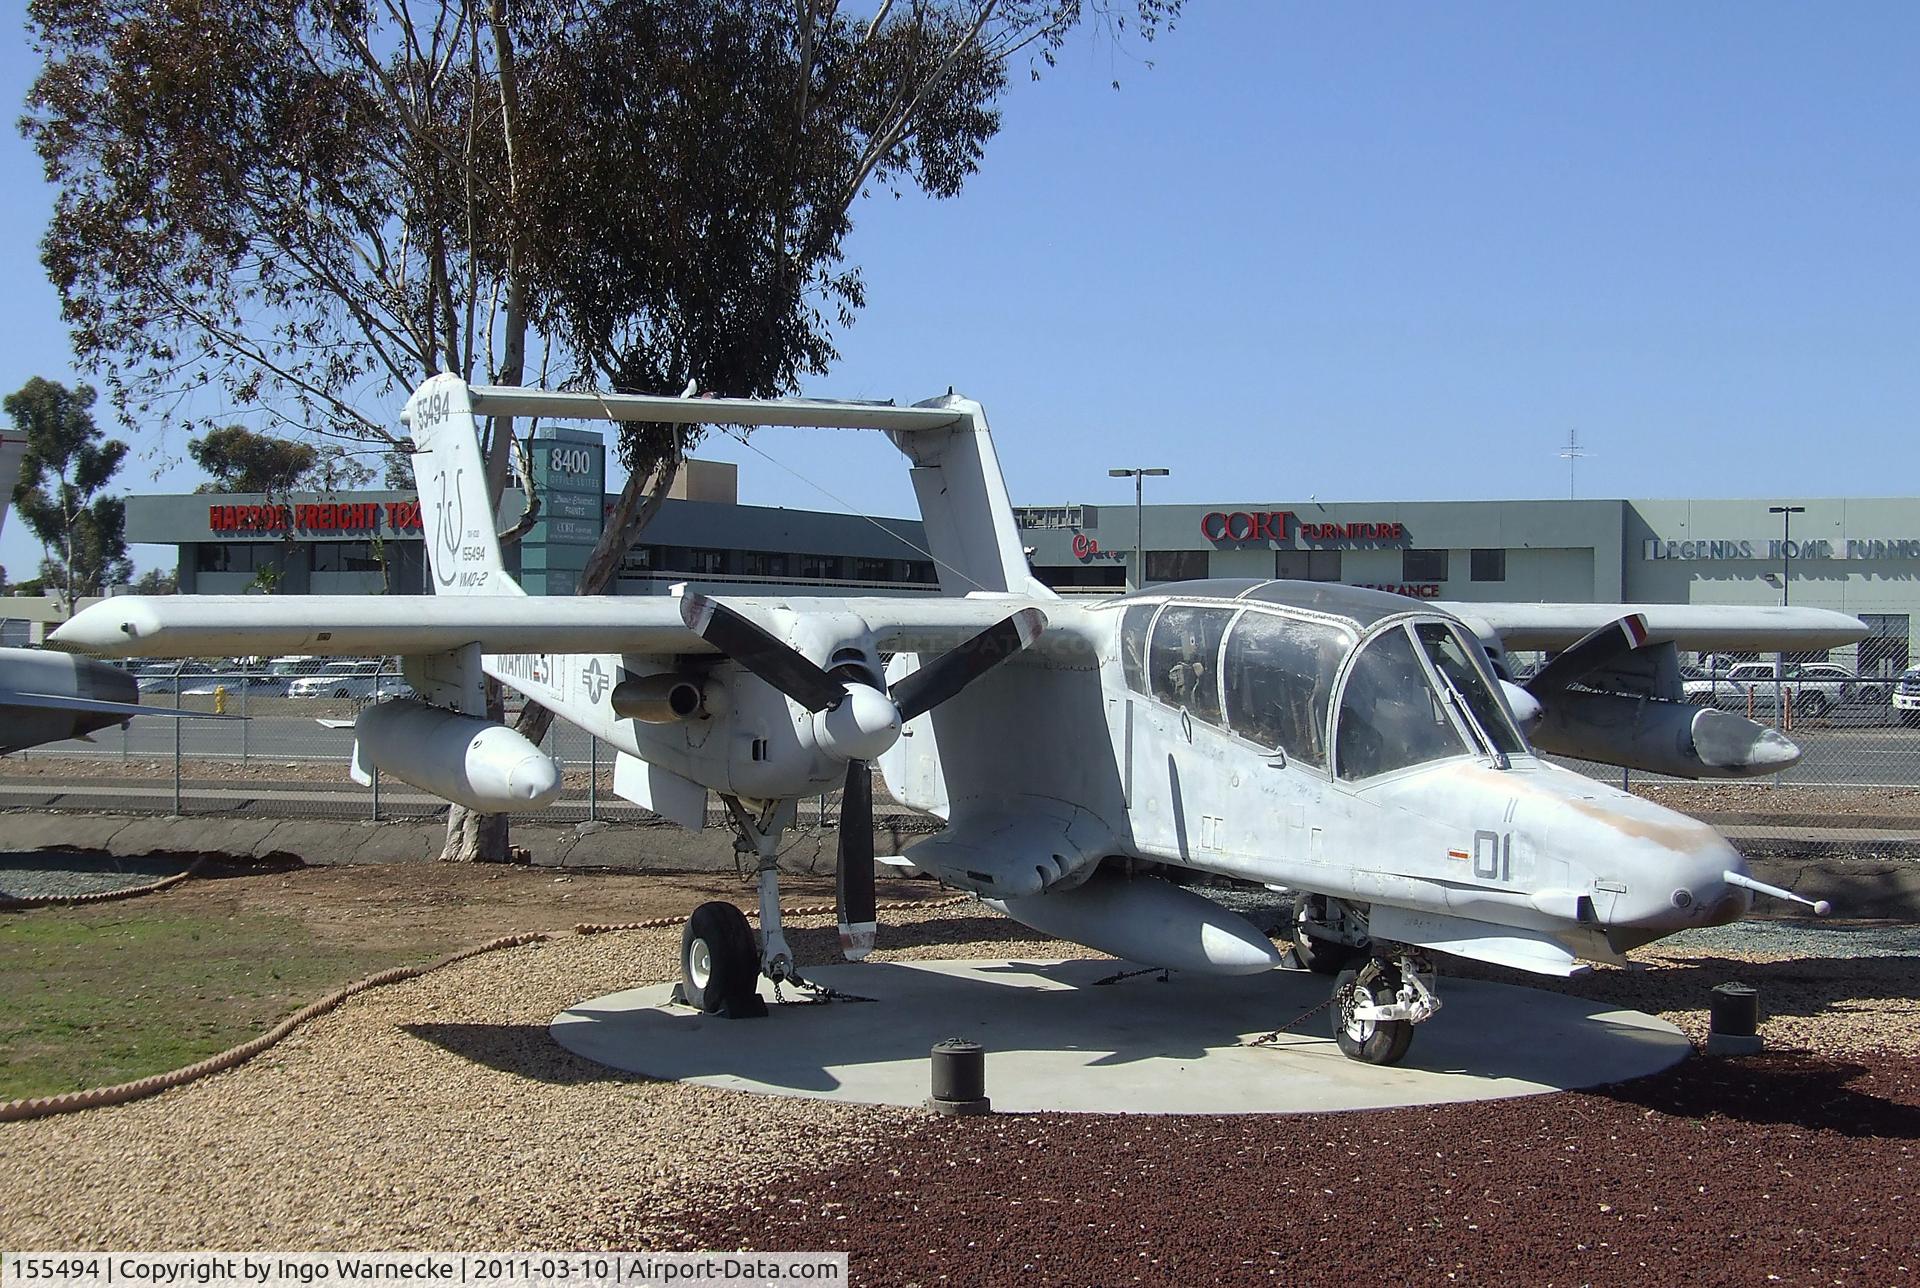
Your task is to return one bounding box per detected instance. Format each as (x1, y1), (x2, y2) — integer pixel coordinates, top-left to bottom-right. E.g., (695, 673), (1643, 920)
(0, 900), (440, 1101)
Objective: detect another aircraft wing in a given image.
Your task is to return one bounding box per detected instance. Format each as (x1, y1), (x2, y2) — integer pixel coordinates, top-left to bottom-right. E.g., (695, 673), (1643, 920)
(49, 593), (1051, 660)
(1441, 602), (1866, 653)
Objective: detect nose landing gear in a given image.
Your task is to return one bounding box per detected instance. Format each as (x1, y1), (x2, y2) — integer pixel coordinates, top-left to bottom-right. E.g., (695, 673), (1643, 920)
(1332, 951), (1441, 1066)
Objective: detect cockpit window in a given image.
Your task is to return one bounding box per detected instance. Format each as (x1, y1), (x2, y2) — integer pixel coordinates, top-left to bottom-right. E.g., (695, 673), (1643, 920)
(1148, 605), (1231, 726)
(1414, 622), (1525, 757)
(1335, 626), (1472, 779)
(1223, 611), (1352, 768)
(1120, 603), (1156, 695)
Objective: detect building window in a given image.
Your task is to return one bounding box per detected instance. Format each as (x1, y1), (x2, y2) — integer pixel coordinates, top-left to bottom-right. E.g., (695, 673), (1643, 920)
(1469, 549), (1506, 582)
(622, 545), (657, 573)
(1403, 549), (1449, 582)
(1275, 549), (1341, 582)
(196, 544), (274, 574)
(313, 541), (381, 573)
(1014, 506), (1084, 530)
(853, 558), (893, 582)
(1858, 614), (1910, 678)
(688, 548), (727, 575)
(907, 561), (937, 584)
(741, 551), (787, 577)
(798, 553), (841, 580)
(1145, 550), (1208, 583)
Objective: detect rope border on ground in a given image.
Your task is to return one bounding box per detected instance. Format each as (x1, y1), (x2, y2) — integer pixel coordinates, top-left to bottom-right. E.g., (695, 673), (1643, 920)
(0, 894), (969, 1124)
(0, 858), (209, 911)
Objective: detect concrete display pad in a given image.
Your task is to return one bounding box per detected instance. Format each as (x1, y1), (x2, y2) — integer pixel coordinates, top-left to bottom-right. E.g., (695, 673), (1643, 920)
(551, 960), (1689, 1115)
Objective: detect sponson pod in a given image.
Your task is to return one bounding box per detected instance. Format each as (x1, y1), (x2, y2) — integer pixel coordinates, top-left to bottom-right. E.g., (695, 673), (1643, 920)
(988, 872), (1284, 976)
(354, 698), (562, 812)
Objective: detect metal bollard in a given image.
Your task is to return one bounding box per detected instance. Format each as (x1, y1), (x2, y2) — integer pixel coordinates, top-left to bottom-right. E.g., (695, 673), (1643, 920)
(928, 1039), (991, 1116)
(1705, 982), (1763, 1057)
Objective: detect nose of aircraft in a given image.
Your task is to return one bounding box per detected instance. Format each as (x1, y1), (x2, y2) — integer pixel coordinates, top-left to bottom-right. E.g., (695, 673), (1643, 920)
(1538, 773), (1753, 945)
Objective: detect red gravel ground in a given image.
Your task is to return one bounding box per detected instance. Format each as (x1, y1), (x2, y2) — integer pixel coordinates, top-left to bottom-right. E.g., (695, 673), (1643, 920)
(670, 1052), (1918, 1286)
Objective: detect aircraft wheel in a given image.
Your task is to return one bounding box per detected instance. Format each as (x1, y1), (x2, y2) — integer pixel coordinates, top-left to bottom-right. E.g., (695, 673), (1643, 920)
(681, 901), (760, 1016)
(1332, 965), (1414, 1066)
(1292, 899), (1364, 975)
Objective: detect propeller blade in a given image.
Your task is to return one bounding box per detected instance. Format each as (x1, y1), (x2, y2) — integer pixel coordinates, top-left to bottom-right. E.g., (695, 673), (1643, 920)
(1526, 613), (1649, 698)
(891, 608), (1048, 721)
(837, 760), (877, 960)
(680, 592), (845, 713)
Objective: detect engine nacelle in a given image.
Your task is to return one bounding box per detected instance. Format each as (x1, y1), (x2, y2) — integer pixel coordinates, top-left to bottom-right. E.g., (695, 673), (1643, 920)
(0, 648), (143, 754)
(987, 872), (1284, 976)
(354, 698), (562, 812)
(610, 673), (716, 723)
(1529, 689), (1800, 778)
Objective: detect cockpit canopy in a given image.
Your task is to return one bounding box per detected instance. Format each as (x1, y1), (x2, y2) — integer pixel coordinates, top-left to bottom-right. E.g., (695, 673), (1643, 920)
(1115, 586), (1526, 779)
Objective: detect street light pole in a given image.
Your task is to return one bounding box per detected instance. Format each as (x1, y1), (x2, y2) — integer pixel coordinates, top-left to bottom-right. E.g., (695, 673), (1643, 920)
(1768, 505), (1806, 607)
(1109, 467), (1170, 591)
(1767, 504), (1807, 736)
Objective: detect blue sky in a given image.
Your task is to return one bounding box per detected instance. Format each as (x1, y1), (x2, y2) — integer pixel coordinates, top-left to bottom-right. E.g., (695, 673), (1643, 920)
(4, 2), (1917, 576)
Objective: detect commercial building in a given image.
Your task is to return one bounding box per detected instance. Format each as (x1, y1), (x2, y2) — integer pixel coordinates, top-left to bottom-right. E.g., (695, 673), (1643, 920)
(119, 440), (1920, 675)
(1018, 496), (1918, 674)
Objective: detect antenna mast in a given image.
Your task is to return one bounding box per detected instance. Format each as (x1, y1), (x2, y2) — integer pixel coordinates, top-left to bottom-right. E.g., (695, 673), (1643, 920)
(1558, 430), (1589, 500)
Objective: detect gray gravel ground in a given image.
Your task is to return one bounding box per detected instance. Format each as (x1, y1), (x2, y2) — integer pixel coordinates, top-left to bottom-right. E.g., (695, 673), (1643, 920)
(2, 887), (1915, 1256)
(0, 853), (195, 900)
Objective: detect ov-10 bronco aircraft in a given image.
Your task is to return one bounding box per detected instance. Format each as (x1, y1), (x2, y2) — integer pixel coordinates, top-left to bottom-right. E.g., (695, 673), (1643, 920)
(54, 375), (1861, 1065)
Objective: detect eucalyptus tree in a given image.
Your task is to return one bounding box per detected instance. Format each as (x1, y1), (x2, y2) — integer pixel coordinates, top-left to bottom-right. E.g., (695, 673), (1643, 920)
(25, 0), (1180, 856)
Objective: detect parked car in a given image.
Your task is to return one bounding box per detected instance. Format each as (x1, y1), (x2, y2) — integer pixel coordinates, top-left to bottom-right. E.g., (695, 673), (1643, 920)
(1893, 668), (1920, 727)
(179, 672), (286, 697)
(287, 660), (412, 701)
(1681, 661), (1853, 718)
(134, 662), (216, 693)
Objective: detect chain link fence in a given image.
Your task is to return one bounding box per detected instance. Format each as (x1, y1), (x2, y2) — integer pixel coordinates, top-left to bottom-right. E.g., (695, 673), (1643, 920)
(5, 652), (1920, 856)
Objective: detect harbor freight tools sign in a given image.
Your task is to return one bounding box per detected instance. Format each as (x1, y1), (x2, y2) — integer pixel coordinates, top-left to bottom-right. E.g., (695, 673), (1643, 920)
(0, 1252), (848, 1287)
(207, 502), (425, 534)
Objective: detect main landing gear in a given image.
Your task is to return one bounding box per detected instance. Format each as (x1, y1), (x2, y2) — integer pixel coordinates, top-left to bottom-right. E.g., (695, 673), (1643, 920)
(675, 795), (838, 1019)
(1295, 896), (1442, 1066)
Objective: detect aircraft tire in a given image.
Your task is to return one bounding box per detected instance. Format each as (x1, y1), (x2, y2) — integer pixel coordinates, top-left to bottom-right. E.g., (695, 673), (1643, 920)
(681, 901), (760, 1016)
(1332, 965), (1414, 1066)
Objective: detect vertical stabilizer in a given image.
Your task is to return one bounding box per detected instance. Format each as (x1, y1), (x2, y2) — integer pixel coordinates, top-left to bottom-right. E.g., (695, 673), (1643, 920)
(889, 396), (1057, 600)
(402, 375), (522, 597)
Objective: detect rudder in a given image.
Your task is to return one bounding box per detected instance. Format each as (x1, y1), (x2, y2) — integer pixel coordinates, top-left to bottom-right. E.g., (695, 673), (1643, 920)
(403, 374), (521, 597)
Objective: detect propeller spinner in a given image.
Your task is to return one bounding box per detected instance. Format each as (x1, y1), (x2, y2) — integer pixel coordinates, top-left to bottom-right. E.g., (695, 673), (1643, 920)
(679, 593), (1047, 958)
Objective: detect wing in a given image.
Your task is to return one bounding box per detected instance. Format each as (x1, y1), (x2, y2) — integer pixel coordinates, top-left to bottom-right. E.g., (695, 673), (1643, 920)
(1443, 602), (1866, 653)
(49, 592), (1052, 660)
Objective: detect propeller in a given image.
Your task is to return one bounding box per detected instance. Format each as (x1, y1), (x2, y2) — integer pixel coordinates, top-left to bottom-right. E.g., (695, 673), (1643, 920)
(679, 593), (1047, 958)
(1525, 613), (1650, 698)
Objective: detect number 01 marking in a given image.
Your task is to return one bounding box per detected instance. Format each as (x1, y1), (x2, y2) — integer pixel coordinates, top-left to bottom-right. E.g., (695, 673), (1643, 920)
(1473, 829), (1512, 882)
